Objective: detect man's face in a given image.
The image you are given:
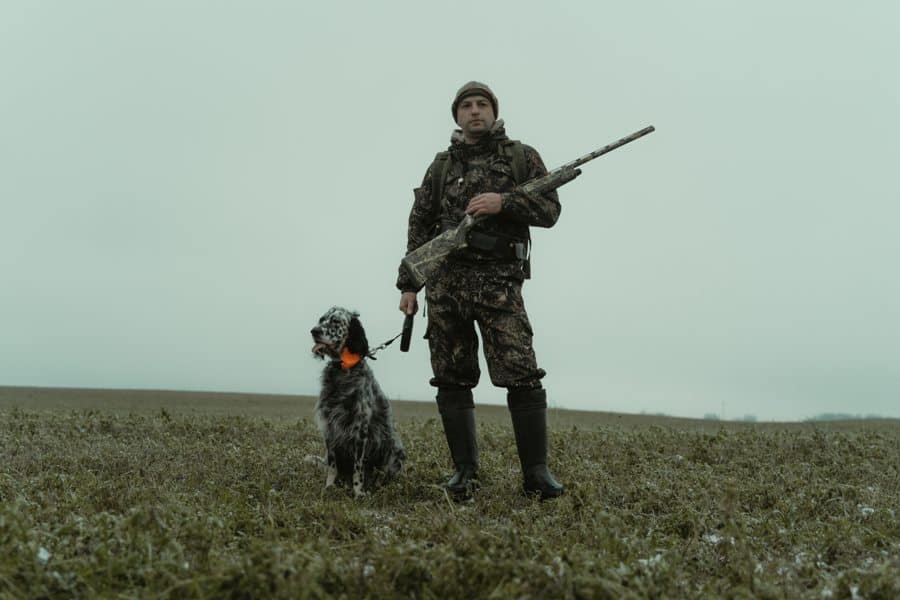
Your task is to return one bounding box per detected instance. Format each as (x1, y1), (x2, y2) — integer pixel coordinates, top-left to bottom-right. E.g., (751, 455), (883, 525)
(455, 94), (495, 141)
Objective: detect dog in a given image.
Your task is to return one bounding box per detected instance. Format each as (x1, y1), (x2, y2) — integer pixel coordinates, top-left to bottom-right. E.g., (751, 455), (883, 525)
(309, 306), (404, 496)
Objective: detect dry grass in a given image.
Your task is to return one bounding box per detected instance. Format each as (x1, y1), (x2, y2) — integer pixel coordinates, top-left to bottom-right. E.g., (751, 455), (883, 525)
(1, 387), (898, 598)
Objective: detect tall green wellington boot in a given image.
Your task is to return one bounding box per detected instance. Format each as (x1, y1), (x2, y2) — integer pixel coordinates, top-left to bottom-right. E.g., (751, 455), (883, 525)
(507, 388), (564, 500)
(436, 388), (479, 499)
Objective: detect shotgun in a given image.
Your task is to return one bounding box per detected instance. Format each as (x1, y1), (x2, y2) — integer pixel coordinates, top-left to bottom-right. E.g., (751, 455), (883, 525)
(400, 125), (655, 291)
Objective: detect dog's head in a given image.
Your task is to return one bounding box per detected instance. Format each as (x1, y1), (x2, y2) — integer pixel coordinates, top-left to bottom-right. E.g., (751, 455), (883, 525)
(310, 306), (369, 360)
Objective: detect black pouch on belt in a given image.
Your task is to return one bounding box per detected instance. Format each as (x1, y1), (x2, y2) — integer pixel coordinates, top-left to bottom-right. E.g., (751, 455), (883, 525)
(467, 230), (528, 260)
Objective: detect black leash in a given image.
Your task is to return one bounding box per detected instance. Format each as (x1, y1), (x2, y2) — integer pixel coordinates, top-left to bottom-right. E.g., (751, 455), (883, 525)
(367, 332), (402, 359)
(367, 314), (415, 358)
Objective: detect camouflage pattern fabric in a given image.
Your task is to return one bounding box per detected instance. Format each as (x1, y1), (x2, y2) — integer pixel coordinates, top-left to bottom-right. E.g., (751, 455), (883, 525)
(398, 121), (560, 391)
(424, 261), (546, 390)
(396, 120), (561, 292)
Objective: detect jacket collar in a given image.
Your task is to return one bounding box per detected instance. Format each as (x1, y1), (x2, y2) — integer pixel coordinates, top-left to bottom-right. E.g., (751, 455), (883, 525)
(449, 119), (508, 147)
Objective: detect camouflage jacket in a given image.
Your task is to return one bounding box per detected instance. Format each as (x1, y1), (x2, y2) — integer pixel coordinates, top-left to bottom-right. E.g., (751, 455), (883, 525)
(396, 121), (561, 292)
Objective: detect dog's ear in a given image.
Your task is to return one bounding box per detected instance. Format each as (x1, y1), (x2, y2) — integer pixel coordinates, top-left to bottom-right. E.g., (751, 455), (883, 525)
(346, 316), (369, 357)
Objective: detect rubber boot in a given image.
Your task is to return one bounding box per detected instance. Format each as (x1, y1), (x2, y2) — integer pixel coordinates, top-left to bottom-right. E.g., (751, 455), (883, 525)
(507, 388), (564, 500)
(436, 389), (479, 500)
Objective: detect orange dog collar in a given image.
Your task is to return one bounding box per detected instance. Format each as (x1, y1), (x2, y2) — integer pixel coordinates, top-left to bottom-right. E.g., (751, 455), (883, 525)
(340, 348), (361, 370)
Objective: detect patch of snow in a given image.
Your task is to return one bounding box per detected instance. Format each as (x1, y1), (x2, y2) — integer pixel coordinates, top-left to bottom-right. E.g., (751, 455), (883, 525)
(638, 553), (664, 568)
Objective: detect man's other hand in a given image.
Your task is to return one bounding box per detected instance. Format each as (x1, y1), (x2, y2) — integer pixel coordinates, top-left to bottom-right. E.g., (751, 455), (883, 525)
(399, 292), (418, 315)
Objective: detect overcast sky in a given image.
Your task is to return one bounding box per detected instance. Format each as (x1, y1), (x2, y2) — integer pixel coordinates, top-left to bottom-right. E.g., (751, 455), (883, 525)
(2, 1), (898, 421)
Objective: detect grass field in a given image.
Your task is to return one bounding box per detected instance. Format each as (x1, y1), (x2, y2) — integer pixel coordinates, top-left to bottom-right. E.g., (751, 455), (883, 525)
(1, 387), (898, 598)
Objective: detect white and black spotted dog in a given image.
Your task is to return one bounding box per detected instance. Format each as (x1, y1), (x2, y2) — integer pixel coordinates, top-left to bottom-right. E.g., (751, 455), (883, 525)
(309, 306), (404, 497)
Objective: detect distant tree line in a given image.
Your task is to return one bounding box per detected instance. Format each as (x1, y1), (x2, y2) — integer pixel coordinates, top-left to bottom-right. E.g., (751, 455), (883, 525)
(699, 412), (893, 423)
(703, 413), (757, 422)
(805, 413), (886, 421)
(674, 412), (892, 423)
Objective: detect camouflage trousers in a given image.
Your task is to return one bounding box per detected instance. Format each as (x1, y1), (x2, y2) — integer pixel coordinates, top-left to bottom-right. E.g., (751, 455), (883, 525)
(424, 261), (546, 391)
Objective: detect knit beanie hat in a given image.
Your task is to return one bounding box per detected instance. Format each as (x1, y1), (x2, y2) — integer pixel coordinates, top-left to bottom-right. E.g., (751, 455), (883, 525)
(451, 81), (499, 121)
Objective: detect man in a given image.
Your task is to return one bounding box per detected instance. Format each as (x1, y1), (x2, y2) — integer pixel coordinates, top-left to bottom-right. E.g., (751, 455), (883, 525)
(396, 81), (563, 500)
